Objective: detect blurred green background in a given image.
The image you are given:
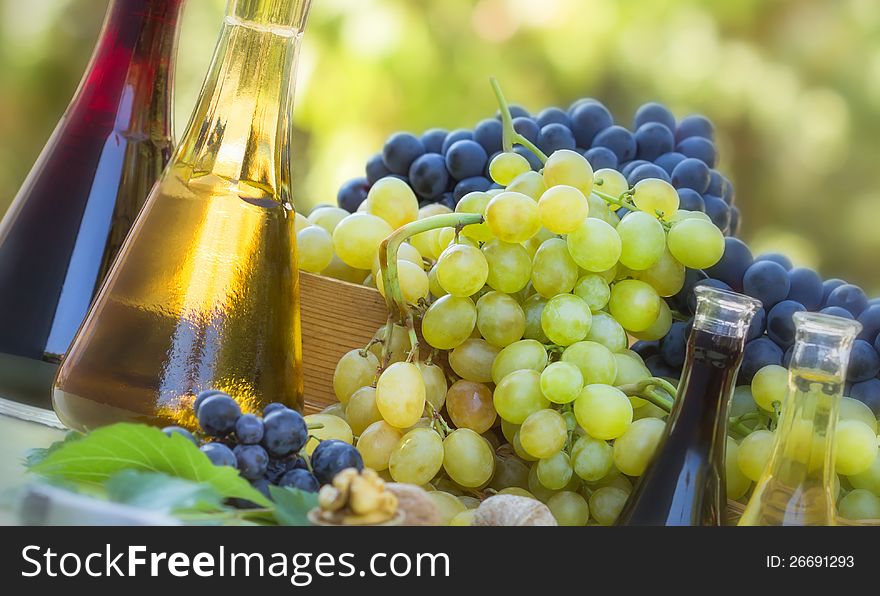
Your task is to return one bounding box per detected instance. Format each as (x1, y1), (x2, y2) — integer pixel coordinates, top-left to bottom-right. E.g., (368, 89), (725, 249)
(0, 0), (878, 293)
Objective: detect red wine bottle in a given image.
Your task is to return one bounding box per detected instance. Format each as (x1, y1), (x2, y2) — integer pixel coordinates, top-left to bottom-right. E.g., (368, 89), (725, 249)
(0, 0), (185, 412)
(617, 286), (761, 526)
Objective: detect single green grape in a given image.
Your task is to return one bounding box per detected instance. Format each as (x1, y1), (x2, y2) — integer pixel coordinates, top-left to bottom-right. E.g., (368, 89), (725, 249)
(365, 176), (419, 229)
(537, 451), (574, 490)
(389, 427), (444, 485)
(840, 397), (878, 433)
(376, 259), (429, 304)
(631, 300), (672, 341)
(332, 213), (393, 270)
(436, 243), (489, 297)
(737, 429), (775, 482)
(835, 420), (878, 476)
(574, 384), (633, 440)
(428, 491), (468, 525)
(540, 361), (584, 404)
(612, 417), (666, 476)
(588, 486), (629, 526)
(547, 491), (589, 526)
(443, 428), (496, 487)
(493, 369), (550, 424)
(303, 414), (354, 455)
(371, 241), (423, 278)
(482, 238), (532, 294)
(519, 408), (568, 459)
(476, 291), (526, 347)
(541, 294), (592, 346)
(538, 184), (589, 234)
(297, 225), (334, 273)
(571, 434), (614, 481)
(506, 170), (547, 200)
(838, 489), (880, 521)
(357, 421), (403, 471)
(485, 191), (541, 243)
(421, 295), (477, 350)
(616, 211), (666, 270)
(332, 348), (379, 405)
(307, 205), (349, 233)
(848, 453), (880, 495)
(491, 339), (549, 384)
(531, 237), (579, 298)
(345, 386), (382, 435)
(489, 152), (532, 185)
(566, 218), (622, 272)
(573, 274), (611, 311)
(375, 362), (427, 429)
(418, 361), (447, 412)
(561, 341), (617, 385)
(585, 312), (628, 353)
(725, 436), (752, 500)
(448, 338), (500, 383)
(543, 149), (594, 195)
(592, 168), (628, 199)
(369, 323), (412, 364)
(751, 365), (788, 412)
(666, 218), (725, 269)
(633, 248), (686, 297)
(632, 178), (679, 220)
(455, 191), (494, 242)
(522, 294), (550, 343)
(608, 279), (661, 332)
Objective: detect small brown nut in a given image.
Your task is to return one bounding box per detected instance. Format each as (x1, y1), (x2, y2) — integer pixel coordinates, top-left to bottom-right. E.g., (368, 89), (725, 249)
(349, 476), (384, 515)
(386, 483), (441, 526)
(318, 485), (346, 512)
(333, 468), (360, 491)
(472, 495), (557, 526)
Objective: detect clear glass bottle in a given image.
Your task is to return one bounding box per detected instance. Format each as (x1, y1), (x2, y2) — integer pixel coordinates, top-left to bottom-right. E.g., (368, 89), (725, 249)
(0, 0), (185, 416)
(617, 286), (761, 526)
(738, 312), (861, 526)
(53, 0), (311, 431)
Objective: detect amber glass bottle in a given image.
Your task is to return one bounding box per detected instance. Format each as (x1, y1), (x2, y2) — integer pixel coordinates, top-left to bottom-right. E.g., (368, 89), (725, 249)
(53, 0), (311, 431)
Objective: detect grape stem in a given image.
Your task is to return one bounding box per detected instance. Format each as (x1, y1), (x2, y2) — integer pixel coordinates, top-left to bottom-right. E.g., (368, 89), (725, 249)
(425, 399), (451, 437)
(489, 77), (549, 164)
(305, 423), (324, 431)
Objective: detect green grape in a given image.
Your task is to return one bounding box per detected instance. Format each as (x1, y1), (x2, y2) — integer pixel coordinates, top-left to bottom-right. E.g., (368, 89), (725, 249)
(410, 228), (442, 261)
(571, 434), (614, 481)
(519, 408), (567, 459)
(445, 379), (497, 433)
(632, 178), (679, 220)
(489, 152), (532, 185)
(375, 362), (427, 429)
(835, 420), (878, 476)
(297, 225), (334, 273)
(322, 254), (369, 284)
(613, 353), (651, 408)
(491, 339), (549, 384)
(668, 209), (711, 224)
(369, 323), (412, 364)
(574, 384), (633, 440)
(365, 176), (419, 229)
(482, 239), (532, 294)
(608, 279), (661, 332)
(332, 348), (379, 405)
(418, 362), (447, 412)
(633, 248), (686, 297)
(592, 167), (628, 199)
(585, 312), (627, 352)
(426, 491), (467, 525)
(631, 300), (672, 341)
(476, 291), (526, 347)
(751, 365), (788, 412)
(588, 486), (629, 526)
(573, 274), (611, 311)
(543, 149), (594, 195)
(726, 436), (752, 500)
(838, 489), (880, 521)
(839, 397), (878, 433)
(848, 453), (880, 495)
(596, 263), (619, 283)
(546, 491), (589, 526)
(450, 510), (477, 526)
(493, 369), (550, 423)
(666, 218), (725, 269)
(506, 170), (547, 200)
(612, 417), (666, 476)
(566, 218), (622, 272)
(632, 402), (668, 420)
(308, 205), (349, 233)
(541, 294), (592, 346)
(561, 341), (617, 385)
(389, 427), (444, 484)
(376, 259), (429, 304)
(513, 430), (539, 462)
(293, 211), (311, 233)
(419, 202), (452, 219)
(730, 385), (759, 419)
(538, 185), (589, 234)
(303, 414), (354, 455)
(500, 419), (520, 444)
(345, 386), (382, 435)
(737, 429), (775, 482)
(499, 487), (539, 499)
(421, 295), (477, 350)
(616, 211), (666, 270)
(587, 193), (613, 224)
(332, 213), (394, 270)
(522, 294), (550, 343)
(443, 428), (496, 487)
(537, 451), (574, 490)
(435, 243), (489, 298)
(427, 265), (447, 298)
(485, 191), (541, 243)
(540, 361), (584, 404)
(531, 239), (579, 299)
(371, 241), (423, 277)
(321, 402), (347, 420)
(455, 191), (494, 242)
(522, 226), (556, 258)
(489, 454), (531, 491)
(357, 421), (403, 471)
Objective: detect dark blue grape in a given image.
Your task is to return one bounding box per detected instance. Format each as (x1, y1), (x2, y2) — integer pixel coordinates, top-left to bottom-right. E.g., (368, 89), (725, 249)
(621, 160), (649, 178)
(513, 117), (540, 143)
(474, 119), (503, 154)
(634, 102), (676, 131)
(659, 321), (690, 367)
(193, 389), (224, 415)
(675, 137), (717, 167)
(743, 261), (790, 309)
(850, 379), (880, 417)
(251, 477), (272, 499)
(453, 176), (492, 202)
(645, 355), (679, 379)
(821, 278), (846, 306)
(592, 125), (637, 162)
(382, 133), (424, 175)
(766, 300), (806, 348)
(235, 414), (265, 445)
(706, 170), (727, 196)
(654, 151), (687, 175)
(536, 107), (571, 129)
(278, 469), (320, 493)
(876, 333), (880, 357)
(687, 278), (732, 314)
(847, 340), (880, 382)
(513, 145), (543, 171)
(536, 123), (577, 154)
(442, 129), (474, 154)
(200, 442), (237, 467)
(570, 101), (613, 147)
(162, 426), (197, 445)
(365, 153), (390, 185)
(496, 104), (529, 120)
(234, 445), (269, 480)
(870, 298), (880, 307)
(336, 177), (369, 212)
(669, 268), (708, 313)
(634, 122), (675, 161)
(754, 253), (793, 271)
(438, 192), (457, 209)
(747, 308), (766, 342)
(728, 206), (741, 236)
(627, 163), (671, 186)
(311, 440), (364, 485)
(670, 157), (711, 193)
(420, 128), (448, 154)
(631, 340), (660, 360)
(786, 267), (823, 310)
(444, 140), (487, 180)
(819, 306), (855, 320)
(825, 284), (868, 317)
(263, 402), (287, 417)
(583, 147), (618, 170)
(677, 188), (705, 212)
(675, 114), (715, 142)
(740, 338), (784, 383)
(703, 194), (731, 235)
(262, 409), (308, 458)
(706, 237), (753, 291)
(408, 153), (448, 199)
(856, 305), (880, 342)
(197, 394), (241, 437)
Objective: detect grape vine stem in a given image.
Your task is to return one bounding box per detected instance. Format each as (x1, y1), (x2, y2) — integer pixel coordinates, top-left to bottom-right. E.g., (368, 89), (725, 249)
(489, 77), (549, 164)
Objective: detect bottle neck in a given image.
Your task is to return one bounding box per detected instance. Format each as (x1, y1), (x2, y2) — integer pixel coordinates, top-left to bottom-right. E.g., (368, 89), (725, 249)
(173, 0), (310, 201)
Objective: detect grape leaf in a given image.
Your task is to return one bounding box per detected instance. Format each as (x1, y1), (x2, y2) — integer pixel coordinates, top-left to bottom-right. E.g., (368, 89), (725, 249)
(29, 423), (271, 507)
(105, 470), (225, 513)
(24, 431), (83, 468)
(269, 485), (317, 526)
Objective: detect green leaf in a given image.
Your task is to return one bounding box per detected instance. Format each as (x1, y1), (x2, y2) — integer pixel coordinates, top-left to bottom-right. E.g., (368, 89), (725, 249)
(269, 485), (318, 526)
(30, 423), (271, 508)
(24, 431), (83, 468)
(105, 470), (225, 513)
